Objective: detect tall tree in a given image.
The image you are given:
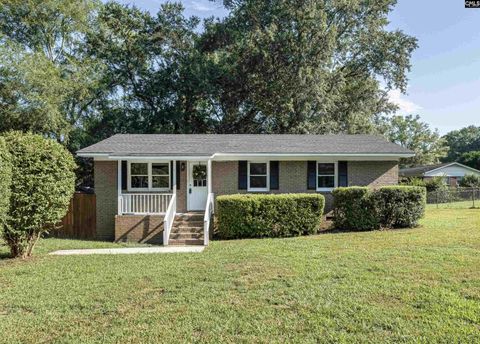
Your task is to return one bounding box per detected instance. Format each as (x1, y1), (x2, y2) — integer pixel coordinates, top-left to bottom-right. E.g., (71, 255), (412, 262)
(382, 114), (448, 167)
(198, 0), (417, 133)
(442, 125), (480, 162)
(0, 0), (102, 141)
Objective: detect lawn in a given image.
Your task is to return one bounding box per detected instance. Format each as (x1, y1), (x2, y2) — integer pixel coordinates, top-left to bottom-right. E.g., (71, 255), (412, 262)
(0, 208), (479, 343)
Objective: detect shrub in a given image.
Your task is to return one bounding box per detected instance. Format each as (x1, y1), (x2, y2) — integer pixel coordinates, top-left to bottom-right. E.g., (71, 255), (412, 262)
(0, 137), (12, 233)
(374, 186), (426, 228)
(459, 174), (480, 188)
(400, 177), (426, 188)
(332, 187), (379, 230)
(332, 186), (426, 231)
(2, 132), (76, 258)
(424, 176), (447, 192)
(216, 194), (325, 239)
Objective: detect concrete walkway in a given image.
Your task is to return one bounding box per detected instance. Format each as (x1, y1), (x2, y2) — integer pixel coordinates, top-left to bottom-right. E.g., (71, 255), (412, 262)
(49, 246), (205, 256)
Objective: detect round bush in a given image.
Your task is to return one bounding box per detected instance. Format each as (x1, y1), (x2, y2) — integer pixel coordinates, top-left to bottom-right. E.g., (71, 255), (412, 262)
(2, 132), (76, 257)
(0, 137), (12, 233)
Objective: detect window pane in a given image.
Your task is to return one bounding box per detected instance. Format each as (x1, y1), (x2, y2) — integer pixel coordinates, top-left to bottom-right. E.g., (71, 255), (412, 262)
(152, 175), (169, 188)
(131, 176), (148, 188)
(152, 163), (169, 175)
(318, 163), (334, 175)
(250, 163), (267, 175)
(318, 176), (335, 188)
(131, 163), (148, 175)
(152, 176), (169, 188)
(250, 176), (267, 188)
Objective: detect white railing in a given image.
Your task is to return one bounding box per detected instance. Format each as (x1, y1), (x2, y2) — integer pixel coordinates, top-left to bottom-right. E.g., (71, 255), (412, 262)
(163, 194), (176, 246)
(203, 193), (214, 246)
(119, 193), (173, 215)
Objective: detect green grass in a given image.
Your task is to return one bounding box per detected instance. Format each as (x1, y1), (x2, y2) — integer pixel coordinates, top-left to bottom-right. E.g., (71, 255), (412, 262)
(0, 208), (479, 343)
(426, 200), (479, 209)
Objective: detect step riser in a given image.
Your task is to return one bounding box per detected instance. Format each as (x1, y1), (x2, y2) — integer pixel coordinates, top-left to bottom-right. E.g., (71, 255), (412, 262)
(170, 233), (203, 240)
(173, 221), (204, 227)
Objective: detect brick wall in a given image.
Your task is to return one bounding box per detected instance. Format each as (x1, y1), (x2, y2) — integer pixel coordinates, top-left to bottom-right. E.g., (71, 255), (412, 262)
(176, 161), (187, 212)
(115, 215), (163, 244)
(211, 160), (399, 212)
(94, 161), (117, 240)
(348, 161), (398, 187)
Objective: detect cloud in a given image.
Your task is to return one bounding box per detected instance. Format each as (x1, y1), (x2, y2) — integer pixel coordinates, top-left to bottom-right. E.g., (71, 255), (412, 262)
(190, 0), (215, 12)
(388, 89), (422, 113)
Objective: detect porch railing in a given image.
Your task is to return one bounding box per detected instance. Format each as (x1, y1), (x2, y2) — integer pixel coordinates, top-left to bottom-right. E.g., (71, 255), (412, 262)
(203, 193), (214, 246)
(119, 193), (173, 215)
(163, 194), (176, 246)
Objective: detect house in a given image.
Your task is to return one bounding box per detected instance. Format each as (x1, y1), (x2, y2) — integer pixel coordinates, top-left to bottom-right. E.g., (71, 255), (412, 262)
(399, 162), (480, 187)
(77, 134), (413, 245)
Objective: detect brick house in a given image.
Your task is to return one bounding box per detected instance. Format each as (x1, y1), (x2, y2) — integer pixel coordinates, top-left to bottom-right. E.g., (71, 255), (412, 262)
(77, 134), (413, 245)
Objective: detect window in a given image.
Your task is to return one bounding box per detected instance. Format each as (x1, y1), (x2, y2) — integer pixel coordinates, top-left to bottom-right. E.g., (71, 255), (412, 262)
(248, 161), (269, 191)
(128, 162), (170, 191)
(317, 162), (336, 191)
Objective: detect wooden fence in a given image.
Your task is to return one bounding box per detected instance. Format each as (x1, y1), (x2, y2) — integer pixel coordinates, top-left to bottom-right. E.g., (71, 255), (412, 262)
(51, 192), (96, 239)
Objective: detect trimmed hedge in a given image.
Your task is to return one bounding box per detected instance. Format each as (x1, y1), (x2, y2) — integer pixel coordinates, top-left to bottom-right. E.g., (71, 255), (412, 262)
(332, 187), (379, 231)
(0, 137), (12, 233)
(375, 186), (426, 228)
(216, 194), (325, 239)
(333, 186), (426, 230)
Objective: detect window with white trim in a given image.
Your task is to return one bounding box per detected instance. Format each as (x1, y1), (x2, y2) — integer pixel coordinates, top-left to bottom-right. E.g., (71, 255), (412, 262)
(128, 162), (170, 191)
(317, 162), (336, 191)
(248, 161), (269, 191)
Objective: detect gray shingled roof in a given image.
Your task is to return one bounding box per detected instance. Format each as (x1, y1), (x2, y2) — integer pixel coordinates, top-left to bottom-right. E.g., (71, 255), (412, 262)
(399, 163), (450, 177)
(77, 134), (413, 156)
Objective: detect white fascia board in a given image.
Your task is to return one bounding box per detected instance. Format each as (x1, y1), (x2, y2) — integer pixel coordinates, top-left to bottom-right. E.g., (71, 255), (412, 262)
(210, 153), (413, 161)
(107, 155), (214, 161)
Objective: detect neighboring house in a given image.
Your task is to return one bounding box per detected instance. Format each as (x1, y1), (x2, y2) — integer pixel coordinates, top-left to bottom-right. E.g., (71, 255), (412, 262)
(399, 162), (480, 187)
(77, 134), (413, 245)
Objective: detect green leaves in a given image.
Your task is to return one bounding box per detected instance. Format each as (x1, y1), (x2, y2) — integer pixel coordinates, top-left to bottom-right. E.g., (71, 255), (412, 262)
(2, 132), (76, 257)
(382, 114), (448, 167)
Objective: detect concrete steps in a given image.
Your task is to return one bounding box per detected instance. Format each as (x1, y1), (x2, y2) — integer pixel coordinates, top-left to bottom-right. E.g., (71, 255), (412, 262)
(169, 212), (204, 246)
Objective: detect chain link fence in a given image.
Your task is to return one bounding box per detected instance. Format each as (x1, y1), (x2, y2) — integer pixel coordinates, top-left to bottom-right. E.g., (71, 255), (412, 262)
(427, 188), (480, 209)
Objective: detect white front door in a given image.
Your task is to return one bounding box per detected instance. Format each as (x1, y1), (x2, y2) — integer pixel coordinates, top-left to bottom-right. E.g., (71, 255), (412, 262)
(187, 162), (208, 211)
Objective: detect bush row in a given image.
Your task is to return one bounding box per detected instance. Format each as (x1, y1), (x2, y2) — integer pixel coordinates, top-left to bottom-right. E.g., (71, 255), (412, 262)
(216, 194), (325, 239)
(332, 186), (426, 230)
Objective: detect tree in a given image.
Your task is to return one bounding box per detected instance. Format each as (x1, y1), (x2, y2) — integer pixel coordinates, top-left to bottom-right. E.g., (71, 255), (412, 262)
(0, 0), (103, 141)
(0, 137), (12, 234)
(2, 132), (76, 258)
(198, 0), (417, 133)
(443, 126), (480, 162)
(459, 174), (480, 188)
(382, 114), (448, 167)
(458, 151), (480, 170)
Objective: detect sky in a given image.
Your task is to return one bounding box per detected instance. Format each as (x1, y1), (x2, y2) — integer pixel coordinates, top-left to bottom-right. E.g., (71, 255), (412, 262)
(113, 0), (480, 134)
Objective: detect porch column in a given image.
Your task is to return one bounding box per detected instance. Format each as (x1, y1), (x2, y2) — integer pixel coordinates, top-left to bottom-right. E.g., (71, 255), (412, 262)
(117, 160), (122, 215)
(207, 159), (212, 195)
(172, 160), (177, 195)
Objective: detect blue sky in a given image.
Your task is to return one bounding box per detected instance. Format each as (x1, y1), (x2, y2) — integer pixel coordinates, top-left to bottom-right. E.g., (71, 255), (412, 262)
(114, 0), (480, 134)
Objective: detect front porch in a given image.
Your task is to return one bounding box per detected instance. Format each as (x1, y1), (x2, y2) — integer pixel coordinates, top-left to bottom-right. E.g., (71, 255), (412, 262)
(114, 159), (214, 246)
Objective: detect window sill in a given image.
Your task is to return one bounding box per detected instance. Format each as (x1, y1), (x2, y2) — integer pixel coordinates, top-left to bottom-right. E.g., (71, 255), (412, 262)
(247, 188), (269, 192)
(316, 188), (334, 192)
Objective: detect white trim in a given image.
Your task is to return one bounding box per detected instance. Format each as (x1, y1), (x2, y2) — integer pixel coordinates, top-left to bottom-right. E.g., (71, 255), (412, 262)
(316, 161), (338, 192)
(247, 161), (270, 192)
(127, 161), (171, 192)
(423, 162), (480, 176)
(79, 152), (413, 160)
